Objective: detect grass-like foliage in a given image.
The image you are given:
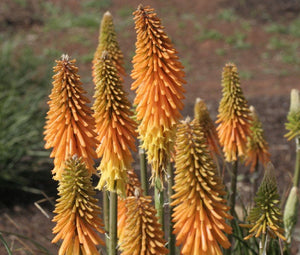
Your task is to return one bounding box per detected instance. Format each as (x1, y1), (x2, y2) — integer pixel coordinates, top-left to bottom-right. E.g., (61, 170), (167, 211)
(0, 40), (51, 187)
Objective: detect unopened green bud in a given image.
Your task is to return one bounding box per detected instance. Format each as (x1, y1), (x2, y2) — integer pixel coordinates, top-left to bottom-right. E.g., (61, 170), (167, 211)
(283, 186), (299, 243)
(289, 89), (300, 114)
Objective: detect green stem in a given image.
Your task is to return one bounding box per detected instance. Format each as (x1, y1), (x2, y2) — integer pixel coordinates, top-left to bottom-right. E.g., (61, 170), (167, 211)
(155, 178), (164, 231)
(259, 233), (267, 255)
(103, 189), (110, 254)
(139, 147), (148, 195)
(229, 159), (238, 217)
(109, 187), (117, 255)
(226, 159), (238, 253)
(167, 163), (175, 254)
(293, 137), (300, 187)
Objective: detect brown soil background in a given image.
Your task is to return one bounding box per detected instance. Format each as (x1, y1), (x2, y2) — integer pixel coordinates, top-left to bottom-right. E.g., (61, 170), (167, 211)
(1, 0), (300, 254)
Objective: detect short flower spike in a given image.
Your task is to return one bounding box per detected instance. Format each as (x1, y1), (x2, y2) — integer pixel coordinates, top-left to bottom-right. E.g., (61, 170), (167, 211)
(172, 118), (232, 255)
(241, 163), (286, 241)
(131, 4), (186, 181)
(216, 63), (252, 162)
(194, 98), (220, 156)
(285, 89), (300, 140)
(93, 51), (137, 195)
(245, 106), (270, 172)
(44, 55), (98, 180)
(119, 194), (169, 255)
(52, 156), (104, 255)
(93, 11), (125, 79)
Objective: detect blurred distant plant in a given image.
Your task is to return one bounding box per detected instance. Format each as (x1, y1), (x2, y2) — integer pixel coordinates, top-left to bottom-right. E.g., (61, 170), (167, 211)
(0, 40), (50, 186)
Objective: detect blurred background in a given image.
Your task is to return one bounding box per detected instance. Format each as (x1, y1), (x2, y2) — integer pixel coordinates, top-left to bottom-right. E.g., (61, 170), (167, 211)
(1, 0), (300, 253)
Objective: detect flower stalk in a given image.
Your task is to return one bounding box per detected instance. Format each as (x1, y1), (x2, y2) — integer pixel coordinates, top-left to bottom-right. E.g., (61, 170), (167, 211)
(109, 187), (118, 255)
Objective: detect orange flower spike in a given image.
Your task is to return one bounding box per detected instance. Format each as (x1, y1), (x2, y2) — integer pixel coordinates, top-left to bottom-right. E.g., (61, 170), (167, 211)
(119, 192), (169, 255)
(92, 11), (125, 80)
(52, 156), (105, 255)
(216, 63), (252, 162)
(131, 5), (186, 181)
(93, 51), (137, 195)
(245, 106), (271, 172)
(194, 97), (221, 156)
(118, 169), (142, 243)
(44, 54), (98, 180)
(172, 118), (232, 255)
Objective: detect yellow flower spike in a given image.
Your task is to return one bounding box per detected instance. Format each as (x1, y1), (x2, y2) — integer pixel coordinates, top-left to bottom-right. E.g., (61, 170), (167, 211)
(216, 63), (252, 162)
(118, 169), (142, 243)
(241, 163), (286, 241)
(245, 106), (271, 172)
(93, 51), (137, 195)
(92, 11), (125, 80)
(194, 98), (221, 156)
(172, 118), (232, 255)
(131, 4), (186, 182)
(119, 192), (169, 255)
(44, 54), (98, 180)
(52, 156), (105, 255)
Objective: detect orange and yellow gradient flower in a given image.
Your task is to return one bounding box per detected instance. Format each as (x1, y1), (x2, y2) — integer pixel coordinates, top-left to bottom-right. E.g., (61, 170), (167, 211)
(119, 192), (169, 255)
(118, 169), (142, 243)
(93, 51), (137, 195)
(216, 63), (252, 162)
(44, 55), (98, 180)
(131, 5), (186, 181)
(172, 118), (232, 255)
(52, 156), (104, 255)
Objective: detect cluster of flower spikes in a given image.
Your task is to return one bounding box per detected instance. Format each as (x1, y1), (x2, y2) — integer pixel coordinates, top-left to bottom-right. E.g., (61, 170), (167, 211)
(285, 89), (300, 141)
(44, 54), (98, 180)
(119, 189), (169, 255)
(118, 169), (142, 243)
(92, 51), (137, 195)
(245, 106), (270, 172)
(92, 11), (125, 80)
(52, 156), (105, 255)
(241, 163), (286, 241)
(194, 98), (220, 156)
(172, 118), (232, 255)
(216, 63), (252, 162)
(131, 4), (186, 182)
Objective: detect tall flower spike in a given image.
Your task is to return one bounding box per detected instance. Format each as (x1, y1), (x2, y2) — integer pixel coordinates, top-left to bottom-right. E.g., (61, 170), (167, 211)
(131, 5), (186, 181)
(245, 106), (270, 172)
(285, 89), (300, 140)
(240, 163), (286, 241)
(172, 118), (232, 255)
(93, 51), (137, 195)
(44, 55), (98, 180)
(216, 63), (252, 162)
(52, 156), (105, 255)
(92, 11), (125, 79)
(118, 169), (142, 244)
(119, 193), (169, 255)
(194, 98), (220, 156)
